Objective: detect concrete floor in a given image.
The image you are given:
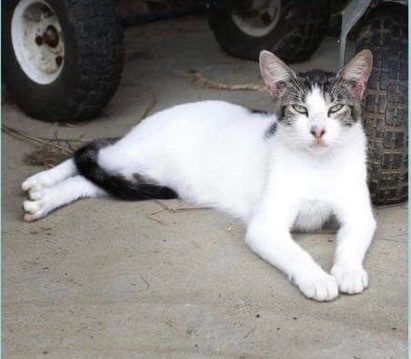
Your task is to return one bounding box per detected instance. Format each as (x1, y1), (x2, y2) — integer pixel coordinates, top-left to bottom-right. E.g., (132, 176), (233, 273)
(2, 16), (407, 359)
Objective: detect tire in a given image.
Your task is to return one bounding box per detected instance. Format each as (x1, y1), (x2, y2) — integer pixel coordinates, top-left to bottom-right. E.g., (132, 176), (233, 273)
(356, 4), (408, 205)
(209, 0), (331, 63)
(2, 0), (124, 123)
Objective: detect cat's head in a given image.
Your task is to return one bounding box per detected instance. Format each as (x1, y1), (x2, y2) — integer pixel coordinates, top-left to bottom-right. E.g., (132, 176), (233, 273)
(259, 49), (372, 153)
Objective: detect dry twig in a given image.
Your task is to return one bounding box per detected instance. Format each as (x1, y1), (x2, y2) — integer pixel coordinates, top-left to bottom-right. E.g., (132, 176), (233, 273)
(2, 124), (83, 167)
(1, 124), (83, 154)
(2, 124), (72, 154)
(175, 70), (268, 92)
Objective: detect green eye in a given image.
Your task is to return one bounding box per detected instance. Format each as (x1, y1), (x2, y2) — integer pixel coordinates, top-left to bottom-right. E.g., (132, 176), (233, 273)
(291, 104), (308, 115)
(329, 104), (344, 114)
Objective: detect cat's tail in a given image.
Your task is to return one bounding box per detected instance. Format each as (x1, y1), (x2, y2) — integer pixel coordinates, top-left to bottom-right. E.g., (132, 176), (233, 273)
(74, 138), (178, 201)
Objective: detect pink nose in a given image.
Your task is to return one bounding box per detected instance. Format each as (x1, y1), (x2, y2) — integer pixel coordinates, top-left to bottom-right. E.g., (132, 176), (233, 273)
(310, 126), (326, 140)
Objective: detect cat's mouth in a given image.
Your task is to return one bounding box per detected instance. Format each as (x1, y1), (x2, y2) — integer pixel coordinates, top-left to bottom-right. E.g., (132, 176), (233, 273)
(309, 139), (329, 152)
(312, 139), (326, 147)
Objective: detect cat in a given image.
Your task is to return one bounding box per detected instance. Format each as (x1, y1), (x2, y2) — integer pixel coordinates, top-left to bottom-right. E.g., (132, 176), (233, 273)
(22, 49), (376, 302)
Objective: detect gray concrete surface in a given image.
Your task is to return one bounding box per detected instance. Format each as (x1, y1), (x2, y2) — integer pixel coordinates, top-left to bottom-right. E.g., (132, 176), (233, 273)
(2, 16), (407, 359)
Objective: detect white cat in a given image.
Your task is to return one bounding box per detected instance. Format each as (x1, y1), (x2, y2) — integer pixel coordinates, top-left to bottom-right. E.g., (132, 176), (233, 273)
(22, 49), (376, 301)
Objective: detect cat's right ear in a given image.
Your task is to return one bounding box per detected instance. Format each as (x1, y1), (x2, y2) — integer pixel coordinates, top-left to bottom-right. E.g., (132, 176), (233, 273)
(259, 50), (297, 98)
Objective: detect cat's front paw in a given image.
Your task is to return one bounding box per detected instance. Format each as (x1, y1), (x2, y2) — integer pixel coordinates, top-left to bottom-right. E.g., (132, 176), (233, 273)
(331, 264), (368, 294)
(294, 269), (339, 302)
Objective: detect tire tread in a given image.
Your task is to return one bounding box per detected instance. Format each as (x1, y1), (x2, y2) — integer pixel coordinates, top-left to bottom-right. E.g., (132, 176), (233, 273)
(356, 5), (408, 204)
(209, 0), (331, 62)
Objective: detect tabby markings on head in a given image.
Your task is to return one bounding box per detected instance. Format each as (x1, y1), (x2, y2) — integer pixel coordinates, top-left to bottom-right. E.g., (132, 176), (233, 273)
(276, 70), (362, 127)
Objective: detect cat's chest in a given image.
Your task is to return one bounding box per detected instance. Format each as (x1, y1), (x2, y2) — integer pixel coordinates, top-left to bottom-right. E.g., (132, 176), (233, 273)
(288, 167), (341, 230)
(297, 167), (339, 200)
(271, 154), (348, 202)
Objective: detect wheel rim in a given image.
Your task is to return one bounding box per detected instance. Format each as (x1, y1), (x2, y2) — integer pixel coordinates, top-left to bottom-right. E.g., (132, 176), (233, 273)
(231, 0), (281, 37)
(11, 0), (65, 85)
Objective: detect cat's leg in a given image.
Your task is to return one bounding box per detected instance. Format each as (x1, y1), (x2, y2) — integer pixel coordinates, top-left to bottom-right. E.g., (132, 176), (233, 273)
(331, 191), (376, 294)
(246, 201), (339, 302)
(23, 175), (107, 221)
(22, 159), (78, 193)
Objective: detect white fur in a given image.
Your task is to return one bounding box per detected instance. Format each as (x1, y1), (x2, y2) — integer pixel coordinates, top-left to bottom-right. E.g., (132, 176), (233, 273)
(22, 99), (376, 301)
(23, 173), (106, 222)
(22, 50), (376, 301)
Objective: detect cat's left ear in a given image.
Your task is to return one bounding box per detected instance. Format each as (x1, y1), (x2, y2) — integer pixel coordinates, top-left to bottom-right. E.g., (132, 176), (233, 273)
(259, 50), (297, 98)
(337, 49), (373, 97)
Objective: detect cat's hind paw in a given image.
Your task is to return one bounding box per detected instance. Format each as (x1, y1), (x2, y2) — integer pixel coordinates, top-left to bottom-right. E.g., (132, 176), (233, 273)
(23, 189), (57, 222)
(295, 270), (339, 302)
(331, 265), (368, 294)
(23, 199), (48, 222)
(22, 159), (77, 193)
(22, 172), (55, 193)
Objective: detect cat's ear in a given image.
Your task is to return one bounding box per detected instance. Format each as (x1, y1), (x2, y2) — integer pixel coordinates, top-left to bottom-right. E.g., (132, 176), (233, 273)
(259, 50), (297, 98)
(337, 49), (373, 97)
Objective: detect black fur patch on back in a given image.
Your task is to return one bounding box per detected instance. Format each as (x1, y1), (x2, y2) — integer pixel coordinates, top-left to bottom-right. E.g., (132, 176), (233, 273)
(264, 122), (278, 139)
(248, 108), (277, 139)
(249, 108), (271, 115)
(74, 138), (178, 201)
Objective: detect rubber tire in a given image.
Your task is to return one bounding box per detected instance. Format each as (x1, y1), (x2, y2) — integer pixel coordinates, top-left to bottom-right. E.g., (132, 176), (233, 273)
(2, 0), (124, 123)
(356, 4), (408, 205)
(208, 0), (331, 63)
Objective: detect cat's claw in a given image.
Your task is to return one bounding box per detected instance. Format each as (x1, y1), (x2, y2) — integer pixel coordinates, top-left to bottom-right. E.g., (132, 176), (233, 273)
(295, 270), (339, 302)
(331, 265), (368, 294)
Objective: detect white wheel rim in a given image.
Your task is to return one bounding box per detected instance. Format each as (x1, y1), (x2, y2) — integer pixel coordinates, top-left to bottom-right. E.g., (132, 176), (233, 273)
(232, 0), (281, 37)
(11, 0), (65, 85)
